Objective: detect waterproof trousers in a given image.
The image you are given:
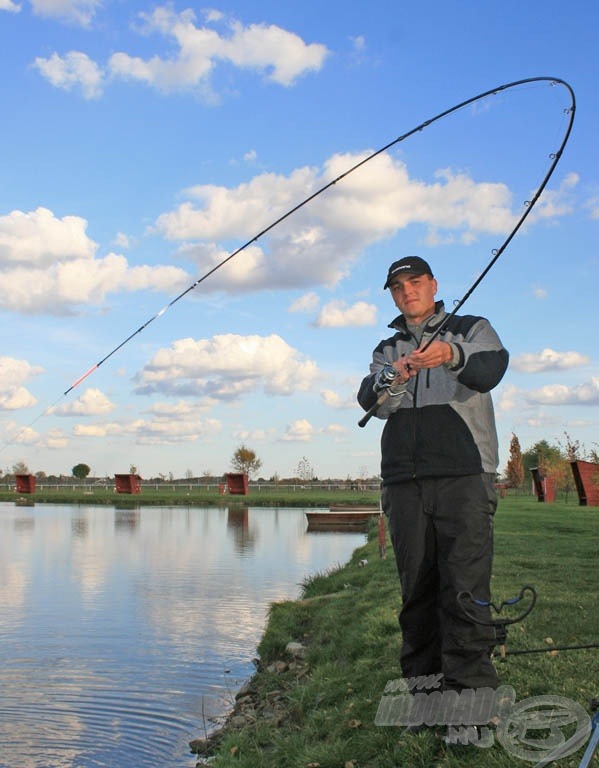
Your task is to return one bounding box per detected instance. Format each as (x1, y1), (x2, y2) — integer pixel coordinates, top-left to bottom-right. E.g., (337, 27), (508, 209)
(382, 474), (498, 692)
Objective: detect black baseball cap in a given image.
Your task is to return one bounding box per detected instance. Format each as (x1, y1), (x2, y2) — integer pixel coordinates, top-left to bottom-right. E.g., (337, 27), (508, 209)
(384, 256), (433, 289)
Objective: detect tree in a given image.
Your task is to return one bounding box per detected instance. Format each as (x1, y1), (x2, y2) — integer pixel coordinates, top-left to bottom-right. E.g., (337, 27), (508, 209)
(231, 445), (262, 478)
(72, 463), (91, 480)
(295, 456), (315, 483)
(505, 433), (524, 488)
(12, 461), (29, 475)
(522, 440), (562, 478)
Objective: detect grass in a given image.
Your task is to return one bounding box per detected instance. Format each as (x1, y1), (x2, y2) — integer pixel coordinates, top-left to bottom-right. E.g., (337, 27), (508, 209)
(2, 486), (381, 507)
(195, 496), (599, 768)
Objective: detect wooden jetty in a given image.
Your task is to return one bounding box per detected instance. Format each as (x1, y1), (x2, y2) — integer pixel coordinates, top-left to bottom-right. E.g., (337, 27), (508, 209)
(306, 504), (380, 532)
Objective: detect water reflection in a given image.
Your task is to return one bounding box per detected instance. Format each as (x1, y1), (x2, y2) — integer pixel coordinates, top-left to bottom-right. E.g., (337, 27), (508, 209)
(0, 503), (364, 768)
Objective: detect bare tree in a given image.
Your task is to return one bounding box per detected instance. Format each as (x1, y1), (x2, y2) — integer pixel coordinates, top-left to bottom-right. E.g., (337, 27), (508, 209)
(295, 456), (315, 483)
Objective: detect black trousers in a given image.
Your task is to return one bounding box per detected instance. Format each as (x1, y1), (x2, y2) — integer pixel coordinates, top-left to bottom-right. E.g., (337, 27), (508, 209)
(382, 474), (499, 692)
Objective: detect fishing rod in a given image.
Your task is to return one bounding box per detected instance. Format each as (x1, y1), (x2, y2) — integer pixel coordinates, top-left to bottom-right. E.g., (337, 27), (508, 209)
(0, 77), (576, 453)
(64, 77), (574, 401)
(358, 76), (576, 428)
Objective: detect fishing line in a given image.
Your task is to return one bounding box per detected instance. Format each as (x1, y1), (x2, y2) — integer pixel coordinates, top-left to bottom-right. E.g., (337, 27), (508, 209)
(1, 76), (575, 454)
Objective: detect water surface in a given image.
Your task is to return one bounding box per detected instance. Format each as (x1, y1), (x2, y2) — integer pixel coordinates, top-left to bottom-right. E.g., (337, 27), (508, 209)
(0, 503), (365, 768)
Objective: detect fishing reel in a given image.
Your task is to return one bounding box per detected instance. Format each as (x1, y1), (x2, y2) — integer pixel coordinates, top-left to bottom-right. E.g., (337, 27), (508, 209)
(374, 364), (398, 390)
(457, 584), (537, 660)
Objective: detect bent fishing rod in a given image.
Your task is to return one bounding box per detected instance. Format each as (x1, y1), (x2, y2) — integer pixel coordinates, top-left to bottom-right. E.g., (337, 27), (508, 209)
(63, 77), (574, 401)
(358, 77), (575, 428)
(0, 77), (576, 455)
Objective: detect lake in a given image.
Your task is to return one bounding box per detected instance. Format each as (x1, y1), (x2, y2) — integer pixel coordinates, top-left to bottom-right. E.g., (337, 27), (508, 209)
(0, 502), (365, 768)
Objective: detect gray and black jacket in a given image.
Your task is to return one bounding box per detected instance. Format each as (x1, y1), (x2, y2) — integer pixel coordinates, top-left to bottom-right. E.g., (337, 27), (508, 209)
(357, 301), (509, 486)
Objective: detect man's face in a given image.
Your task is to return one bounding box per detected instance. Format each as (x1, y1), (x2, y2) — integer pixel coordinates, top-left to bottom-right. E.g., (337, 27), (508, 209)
(389, 273), (437, 324)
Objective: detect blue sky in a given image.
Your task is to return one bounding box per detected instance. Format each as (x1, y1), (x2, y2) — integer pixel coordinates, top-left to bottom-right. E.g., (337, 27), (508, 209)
(0, 0), (597, 481)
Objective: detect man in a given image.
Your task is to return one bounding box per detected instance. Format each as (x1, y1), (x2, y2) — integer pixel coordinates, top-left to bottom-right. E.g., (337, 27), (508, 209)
(357, 256), (509, 696)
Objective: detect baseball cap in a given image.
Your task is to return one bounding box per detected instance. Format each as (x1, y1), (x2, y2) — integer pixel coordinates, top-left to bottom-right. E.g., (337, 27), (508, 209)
(384, 256), (433, 289)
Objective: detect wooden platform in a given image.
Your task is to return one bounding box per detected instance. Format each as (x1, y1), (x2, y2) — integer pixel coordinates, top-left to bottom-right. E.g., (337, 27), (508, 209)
(305, 507), (380, 532)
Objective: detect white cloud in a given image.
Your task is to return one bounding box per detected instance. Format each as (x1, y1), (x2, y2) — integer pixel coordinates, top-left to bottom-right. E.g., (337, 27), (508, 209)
(0, 357), (44, 410)
(134, 333), (320, 399)
(511, 348), (590, 373)
(0, 207), (97, 266)
(232, 427), (274, 442)
(33, 51), (104, 99)
(113, 232), (133, 249)
(320, 389), (356, 409)
(0, 0), (20, 12)
(154, 151), (564, 295)
(350, 35), (366, 52)
(30, 0), (102, 26)
(10, 424), (68, 448)
(72, 404), (222, 445)
(55, 387), (115, 416)
(585, 196), (599, 220)
(0, 207), (189, 315)
(106, 7), (328, 94)
(33, 9), (327, 98)
(281, 418), (313, 441)
(527, 172), (578, 222)
(532, 285), (548, 299)
(525, 377), (599, 406)
(288, 292), (320, 313)
(497, 384), (520, 413)
(314, 299), (377, 328)
(320, 423), (348, 436)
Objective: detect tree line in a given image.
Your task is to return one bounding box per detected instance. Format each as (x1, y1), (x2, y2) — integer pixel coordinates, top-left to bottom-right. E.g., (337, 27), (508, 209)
(4, 436), (597, 490)
(504, 432), (598, 500)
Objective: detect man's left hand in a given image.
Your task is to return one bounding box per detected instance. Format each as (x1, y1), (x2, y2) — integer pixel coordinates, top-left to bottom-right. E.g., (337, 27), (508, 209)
(405, 341), (453, 371)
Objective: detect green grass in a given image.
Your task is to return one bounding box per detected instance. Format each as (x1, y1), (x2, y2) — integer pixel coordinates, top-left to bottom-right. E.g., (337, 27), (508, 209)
(2, 485), (381, 507)
(196, 496), (599, 768)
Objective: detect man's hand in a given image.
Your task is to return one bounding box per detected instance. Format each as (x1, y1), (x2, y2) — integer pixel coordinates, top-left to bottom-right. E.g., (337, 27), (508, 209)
(404, 341), (452, 372)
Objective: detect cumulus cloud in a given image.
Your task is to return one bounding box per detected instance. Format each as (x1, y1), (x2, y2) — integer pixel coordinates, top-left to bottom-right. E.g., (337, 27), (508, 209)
(34, 51), (104, 99)
(511, 348), (590, 374)
(0, 0), (20, 12)
(10, 424), (68, 448)
(0, 207), (190, 314)
(288, 292), (320, 313)
(525, 377), (599, 406)
(0, 357), (44, 410)
(496, 384), (520, 413)
(314, 299), (377, 328)
(134, 333), (320, 399)
(281, 418), (313, 441)
(55, 387), (116, 416)
(73, 416), (221, 444)
(320, 389), (356, 409)
(527, 172), (578, 222)
(30, 0), (102, 26)
(35, 7), (328, 98)
(154, 151), (568, 295)
(0, 207), (97, 266)
(72, 399), (221, 445)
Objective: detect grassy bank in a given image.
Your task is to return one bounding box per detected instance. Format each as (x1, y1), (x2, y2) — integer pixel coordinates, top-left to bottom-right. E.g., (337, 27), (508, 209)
(2, 486), (381, 508)
(192, 496), (599, 768)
